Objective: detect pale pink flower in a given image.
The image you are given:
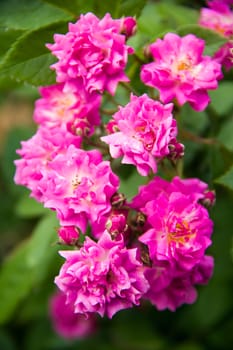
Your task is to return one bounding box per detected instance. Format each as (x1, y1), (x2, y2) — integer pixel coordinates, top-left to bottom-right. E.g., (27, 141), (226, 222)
(101, 94), (179, 176)
(49, 291), (96, 339)
(47, 13), (134, 95)
(200, 2), (233, 36)
(55, 231), (149, 318)
(141, 33), (222, 111)
(34, 81), (101, 136)
(43, 145), (119, 232)
(14, 126), (81, 201)
(199, 1), (233, 70)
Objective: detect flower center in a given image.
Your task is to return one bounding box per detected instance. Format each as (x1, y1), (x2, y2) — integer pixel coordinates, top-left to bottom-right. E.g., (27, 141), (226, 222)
(168, 220), (195, 245)
(177, 60), (191, 71)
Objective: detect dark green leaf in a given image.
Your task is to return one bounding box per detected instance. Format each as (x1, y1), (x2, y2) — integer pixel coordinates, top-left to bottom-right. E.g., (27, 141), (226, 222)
(138, 2), (199, 40)
(0, 22), (70, 86)
(209, 82), (233, 117)
(177, 25), (227, 56)
(117, 0), (147, 17)
(215, 165), (233, 191)
(119, 167), (147, 200)
(217, 118), (233, 152)
(15, 194), (48, 218)
(42, 0), (146, 17)
(0, 212), (58, 324)
(0, 28), (24, 62)
(0, 0), (72, 31)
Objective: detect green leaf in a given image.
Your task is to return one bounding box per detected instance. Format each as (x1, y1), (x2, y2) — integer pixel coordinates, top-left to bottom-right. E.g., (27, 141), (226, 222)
(119, 167), (147, 200)
(41, 0), (83, 16)
(217, 118), (233, 152)
(42, 0), (146, 17)
(177, 25), (227, 56)
(0, 0), (72, 31)
(117, 0), (147, 17)
(138, 2), (199, 40)
(0, 212), (58, 324)
(15, 194), (48, 218)
(209, 82), (233, 117)
(0, 22), (69, 86)
(215, 165), (233, 191)
(0, 28), (24, 62)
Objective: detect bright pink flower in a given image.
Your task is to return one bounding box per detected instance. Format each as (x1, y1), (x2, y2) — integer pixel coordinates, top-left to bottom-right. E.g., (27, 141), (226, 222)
(143, 255), (214, 311)
(131, 175), (210, 212)
(34, 81), (101, 136)
(43, 145), (119, 232)
(101, 94), (179, 176)
(14, 126), (81, 201)
(47, 13), (134, 95)
(58, 226), (79, 245)
(49, 291), (96, 339)
(55, 231), (149, 318)
(213, 41), (233, 70)
(139, 192), (213, 270)
(144, 267), (197, 311)
(141, 33), (222, 111)
(131, 176), (213, 271)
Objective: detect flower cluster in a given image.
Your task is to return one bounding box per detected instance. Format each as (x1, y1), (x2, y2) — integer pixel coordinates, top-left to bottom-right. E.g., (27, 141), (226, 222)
(14, 9), (222, 327)
(199, 0), (233, 70)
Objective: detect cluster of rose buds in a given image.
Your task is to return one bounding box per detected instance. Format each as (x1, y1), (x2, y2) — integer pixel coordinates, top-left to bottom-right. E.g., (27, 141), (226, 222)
(14, 7), (225, 340)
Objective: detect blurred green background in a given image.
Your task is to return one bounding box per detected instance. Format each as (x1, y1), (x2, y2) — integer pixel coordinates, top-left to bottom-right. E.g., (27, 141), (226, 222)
(0, 0), (233, 349)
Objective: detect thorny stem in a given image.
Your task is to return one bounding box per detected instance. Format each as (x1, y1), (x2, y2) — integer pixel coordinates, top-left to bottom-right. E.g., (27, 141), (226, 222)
(100, 108), (118, 116)
(120, 81), (138, 95)
(180, 128), (219, 146)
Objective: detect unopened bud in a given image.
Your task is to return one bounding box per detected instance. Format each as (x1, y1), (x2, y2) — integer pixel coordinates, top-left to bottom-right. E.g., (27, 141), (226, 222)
(58, 226), (79, 245)
(168, 139), (185, 161)
(135, 212), (146, 227)
(120, 17), (137, 38)
(111, 192), (126, 208)
(106, 209), (128, 238)
(106, 120), (119, 134)
(143, 44), (153, 60)
(200, 190), (216, 208)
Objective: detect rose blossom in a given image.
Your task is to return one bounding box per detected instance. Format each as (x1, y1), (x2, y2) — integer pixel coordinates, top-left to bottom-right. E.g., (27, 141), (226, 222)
(43, 145), (119, 232)
(131, 175), (210, 212)
(101, 94), (180, 176)
(49, 291), (96, 339)
(14, 126), (81, 201)
(143, 255), (214, 311)
(34, 80), (101, 136)
(139, 192), (213, 271)
(47, 12), (134, 95)
(131, 176), (214, 271)
(55, 231), (149, 318)
(199, 1), (233, 70)
(141, 33), (222, 111)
